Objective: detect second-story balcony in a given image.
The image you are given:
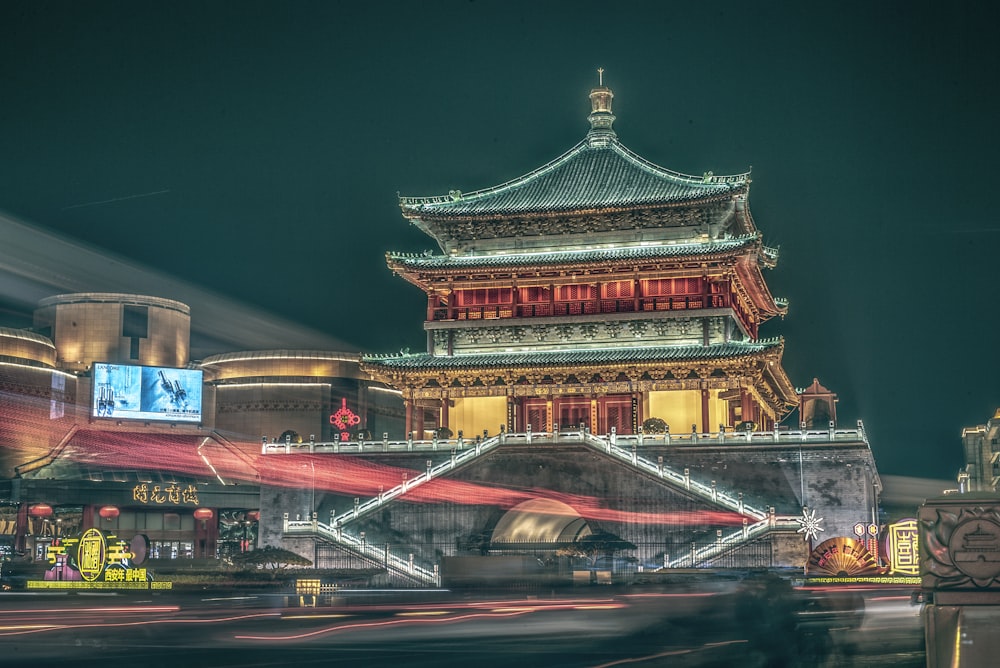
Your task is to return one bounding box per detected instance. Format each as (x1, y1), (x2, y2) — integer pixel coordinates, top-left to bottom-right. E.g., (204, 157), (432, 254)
(433, 295), (731, 321)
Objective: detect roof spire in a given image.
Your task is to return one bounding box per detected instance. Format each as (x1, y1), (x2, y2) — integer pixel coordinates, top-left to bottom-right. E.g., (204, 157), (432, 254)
(587, 68), (616, 146)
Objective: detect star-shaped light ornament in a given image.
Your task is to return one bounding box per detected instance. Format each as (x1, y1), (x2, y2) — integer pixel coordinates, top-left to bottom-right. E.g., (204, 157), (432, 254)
(795, 507), (825, 542)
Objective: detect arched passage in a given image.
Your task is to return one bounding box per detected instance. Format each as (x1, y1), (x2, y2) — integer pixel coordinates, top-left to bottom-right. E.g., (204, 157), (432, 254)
(490, 498), (592, 544)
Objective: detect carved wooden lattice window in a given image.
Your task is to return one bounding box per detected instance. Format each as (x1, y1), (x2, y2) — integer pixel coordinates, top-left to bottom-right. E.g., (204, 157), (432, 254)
(519, 286), (550, 303)
(556, 284), (596, 301)
(642, 278), (702, 296)
(457, 288), (512, 306)
(601, 280), (634, 299)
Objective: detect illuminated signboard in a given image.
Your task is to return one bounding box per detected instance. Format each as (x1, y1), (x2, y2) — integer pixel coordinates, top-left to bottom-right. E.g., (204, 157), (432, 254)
(30, 528), (171, 590)
(133, 482), (199, 506)
(92, 362), (203, 423)
(885, 518), (920, 575)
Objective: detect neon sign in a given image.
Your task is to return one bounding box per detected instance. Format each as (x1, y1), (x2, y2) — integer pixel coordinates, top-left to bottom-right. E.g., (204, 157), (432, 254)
(35, 528), (165, 589)
(330, 398), (361, 441)
(885, 518), (919, 575)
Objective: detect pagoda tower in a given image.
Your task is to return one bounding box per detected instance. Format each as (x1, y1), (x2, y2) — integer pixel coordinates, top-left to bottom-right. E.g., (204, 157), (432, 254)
(364, 77), (798, 439)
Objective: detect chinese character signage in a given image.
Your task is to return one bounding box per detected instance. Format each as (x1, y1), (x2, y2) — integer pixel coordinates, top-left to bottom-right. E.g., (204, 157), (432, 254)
(133, 483), (199, 505)
(29, 529), (169, 590)
(885, 518), (919, 576)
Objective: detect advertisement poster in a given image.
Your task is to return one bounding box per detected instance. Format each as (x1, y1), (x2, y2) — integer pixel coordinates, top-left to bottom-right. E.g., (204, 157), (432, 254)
(92, 363), (203, 423)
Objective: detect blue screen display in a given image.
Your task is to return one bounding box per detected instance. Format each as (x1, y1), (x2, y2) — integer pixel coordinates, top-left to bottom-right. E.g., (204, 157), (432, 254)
(92, 363), (203, 423)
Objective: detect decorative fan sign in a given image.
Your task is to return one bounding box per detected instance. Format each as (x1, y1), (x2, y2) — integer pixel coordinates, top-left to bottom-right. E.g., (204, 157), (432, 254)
(807, 536), (881, 577)
(330, 398), (361, 441)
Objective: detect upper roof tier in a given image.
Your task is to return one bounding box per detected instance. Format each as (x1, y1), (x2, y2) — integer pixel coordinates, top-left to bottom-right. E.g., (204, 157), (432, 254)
(399, 79), (754, 255)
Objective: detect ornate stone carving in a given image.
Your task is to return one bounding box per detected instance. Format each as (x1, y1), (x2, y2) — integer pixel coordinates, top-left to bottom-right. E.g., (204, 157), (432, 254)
(920, 502), (1000, 590)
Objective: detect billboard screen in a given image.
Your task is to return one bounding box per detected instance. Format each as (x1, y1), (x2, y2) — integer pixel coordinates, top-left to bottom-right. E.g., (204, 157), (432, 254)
(92, 363), (203, 423)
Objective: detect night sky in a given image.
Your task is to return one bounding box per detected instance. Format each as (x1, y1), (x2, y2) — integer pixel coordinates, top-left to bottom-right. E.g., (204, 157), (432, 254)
(1, 1), (997, 480)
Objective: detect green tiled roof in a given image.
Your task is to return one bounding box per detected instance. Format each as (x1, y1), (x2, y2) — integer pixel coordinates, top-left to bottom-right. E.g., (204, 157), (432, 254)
(388, 235), (758, 270)
(399, 139), (749, 218)
(363, 339), (781, 370)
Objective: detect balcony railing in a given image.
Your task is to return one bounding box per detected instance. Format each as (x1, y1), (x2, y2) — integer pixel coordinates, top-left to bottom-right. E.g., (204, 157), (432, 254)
(432, 295), (730, 322)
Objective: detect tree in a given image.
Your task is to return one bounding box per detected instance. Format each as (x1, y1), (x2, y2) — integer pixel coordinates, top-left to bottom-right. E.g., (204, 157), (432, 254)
(556, 532), (637, 567)
(231, 546), (312, 579)
(642, 417), (667, 434)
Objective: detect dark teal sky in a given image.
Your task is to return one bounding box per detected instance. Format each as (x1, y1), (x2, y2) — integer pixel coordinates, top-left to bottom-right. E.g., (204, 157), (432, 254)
(1, 0), (998, 479)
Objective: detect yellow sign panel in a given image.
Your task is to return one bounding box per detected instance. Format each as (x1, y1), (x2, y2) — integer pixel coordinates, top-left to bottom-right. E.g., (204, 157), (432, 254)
(77, 528), (108, 582)
(886, 519), (919, 576)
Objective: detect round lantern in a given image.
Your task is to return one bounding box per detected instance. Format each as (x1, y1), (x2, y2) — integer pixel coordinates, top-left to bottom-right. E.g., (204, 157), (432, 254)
(28, 503), (53, 518)
(193, 508), (214, 521)
(246, 510), (260, 522)
(98, 505), (120, 520)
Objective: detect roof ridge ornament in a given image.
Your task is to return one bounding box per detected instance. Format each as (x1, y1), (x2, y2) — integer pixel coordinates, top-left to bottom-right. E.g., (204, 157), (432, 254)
(587, 68), (616, 146)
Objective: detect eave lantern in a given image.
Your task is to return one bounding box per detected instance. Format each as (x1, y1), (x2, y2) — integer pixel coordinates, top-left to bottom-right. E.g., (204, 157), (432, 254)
(246, 510), (260, 522)
(28, 503), (53, 518)
(193, 508), (214, 521)
(98, 505), (120, 520)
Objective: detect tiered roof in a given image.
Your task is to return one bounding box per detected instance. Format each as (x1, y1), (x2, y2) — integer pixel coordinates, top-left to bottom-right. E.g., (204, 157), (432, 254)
(387, 235), (760, 271)
(399, 140), (749, 220)
(398, 82), (756, 254)
(364, 339), (783, 370)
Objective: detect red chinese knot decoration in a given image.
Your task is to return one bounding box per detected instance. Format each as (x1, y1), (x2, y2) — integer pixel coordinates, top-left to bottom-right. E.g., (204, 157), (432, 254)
(330, 398), (361, 440)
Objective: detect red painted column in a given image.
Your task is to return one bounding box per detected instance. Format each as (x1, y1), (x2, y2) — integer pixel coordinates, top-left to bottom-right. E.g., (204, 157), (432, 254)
(426, 291), (437, 321)
(440, 397), (449, 432)
(701, 388), (710, 434)
(404, 398), (413, 436)
(415, 405), (425, 438)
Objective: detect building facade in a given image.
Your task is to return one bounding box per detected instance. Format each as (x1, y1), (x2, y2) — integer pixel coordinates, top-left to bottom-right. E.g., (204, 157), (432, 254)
(961, 409), (1000, 492)
(0, 293), (398, 561)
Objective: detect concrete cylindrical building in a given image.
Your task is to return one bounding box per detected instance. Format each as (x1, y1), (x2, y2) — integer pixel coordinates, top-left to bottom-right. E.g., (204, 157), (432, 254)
(33, 293), (191, 372)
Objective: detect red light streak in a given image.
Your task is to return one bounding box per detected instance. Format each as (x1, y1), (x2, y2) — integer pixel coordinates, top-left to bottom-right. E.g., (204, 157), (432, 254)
(235, 609), (534, 642)
(3, 391), (751, 527)
(0, 611), (280, 637)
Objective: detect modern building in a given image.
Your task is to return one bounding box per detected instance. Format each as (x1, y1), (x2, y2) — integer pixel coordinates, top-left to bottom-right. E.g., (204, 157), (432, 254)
(0, 293), (397, 561)
(960, 409), (1000, 492)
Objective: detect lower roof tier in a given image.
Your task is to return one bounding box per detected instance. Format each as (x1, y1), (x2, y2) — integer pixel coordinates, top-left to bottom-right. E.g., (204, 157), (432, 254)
(362, 339), (798, 415)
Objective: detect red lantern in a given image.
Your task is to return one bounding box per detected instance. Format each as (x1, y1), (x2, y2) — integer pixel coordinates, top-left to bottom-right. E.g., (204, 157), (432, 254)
(193, 508), (214, 521)
(98, 505), (120, 520)
(28, 503), (53, 518)
(246, 510), (260, 522)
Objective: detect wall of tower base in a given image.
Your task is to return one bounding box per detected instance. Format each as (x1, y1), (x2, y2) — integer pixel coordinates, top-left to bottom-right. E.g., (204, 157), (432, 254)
(259, 438), (877, 575)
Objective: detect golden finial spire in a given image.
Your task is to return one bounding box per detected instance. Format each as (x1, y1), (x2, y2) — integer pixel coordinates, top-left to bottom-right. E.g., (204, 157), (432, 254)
(587, 68), (616, 144)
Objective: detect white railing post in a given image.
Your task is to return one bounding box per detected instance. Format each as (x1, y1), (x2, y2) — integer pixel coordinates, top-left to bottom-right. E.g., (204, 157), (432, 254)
(526, 423), (532, 444)
(282, 512), (289, 532)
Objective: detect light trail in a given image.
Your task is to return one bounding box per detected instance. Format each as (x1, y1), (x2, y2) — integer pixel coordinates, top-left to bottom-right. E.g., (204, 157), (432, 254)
(61, 189), (171, 210)
(3, 391), (751, 527)
(234, 609), (535, 642)
(0, 611), (280, 637)
(589, 639), (749, 667)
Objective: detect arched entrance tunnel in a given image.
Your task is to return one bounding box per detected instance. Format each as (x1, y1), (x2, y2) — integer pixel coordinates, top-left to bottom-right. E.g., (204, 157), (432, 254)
(489, 498), (592, 545)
